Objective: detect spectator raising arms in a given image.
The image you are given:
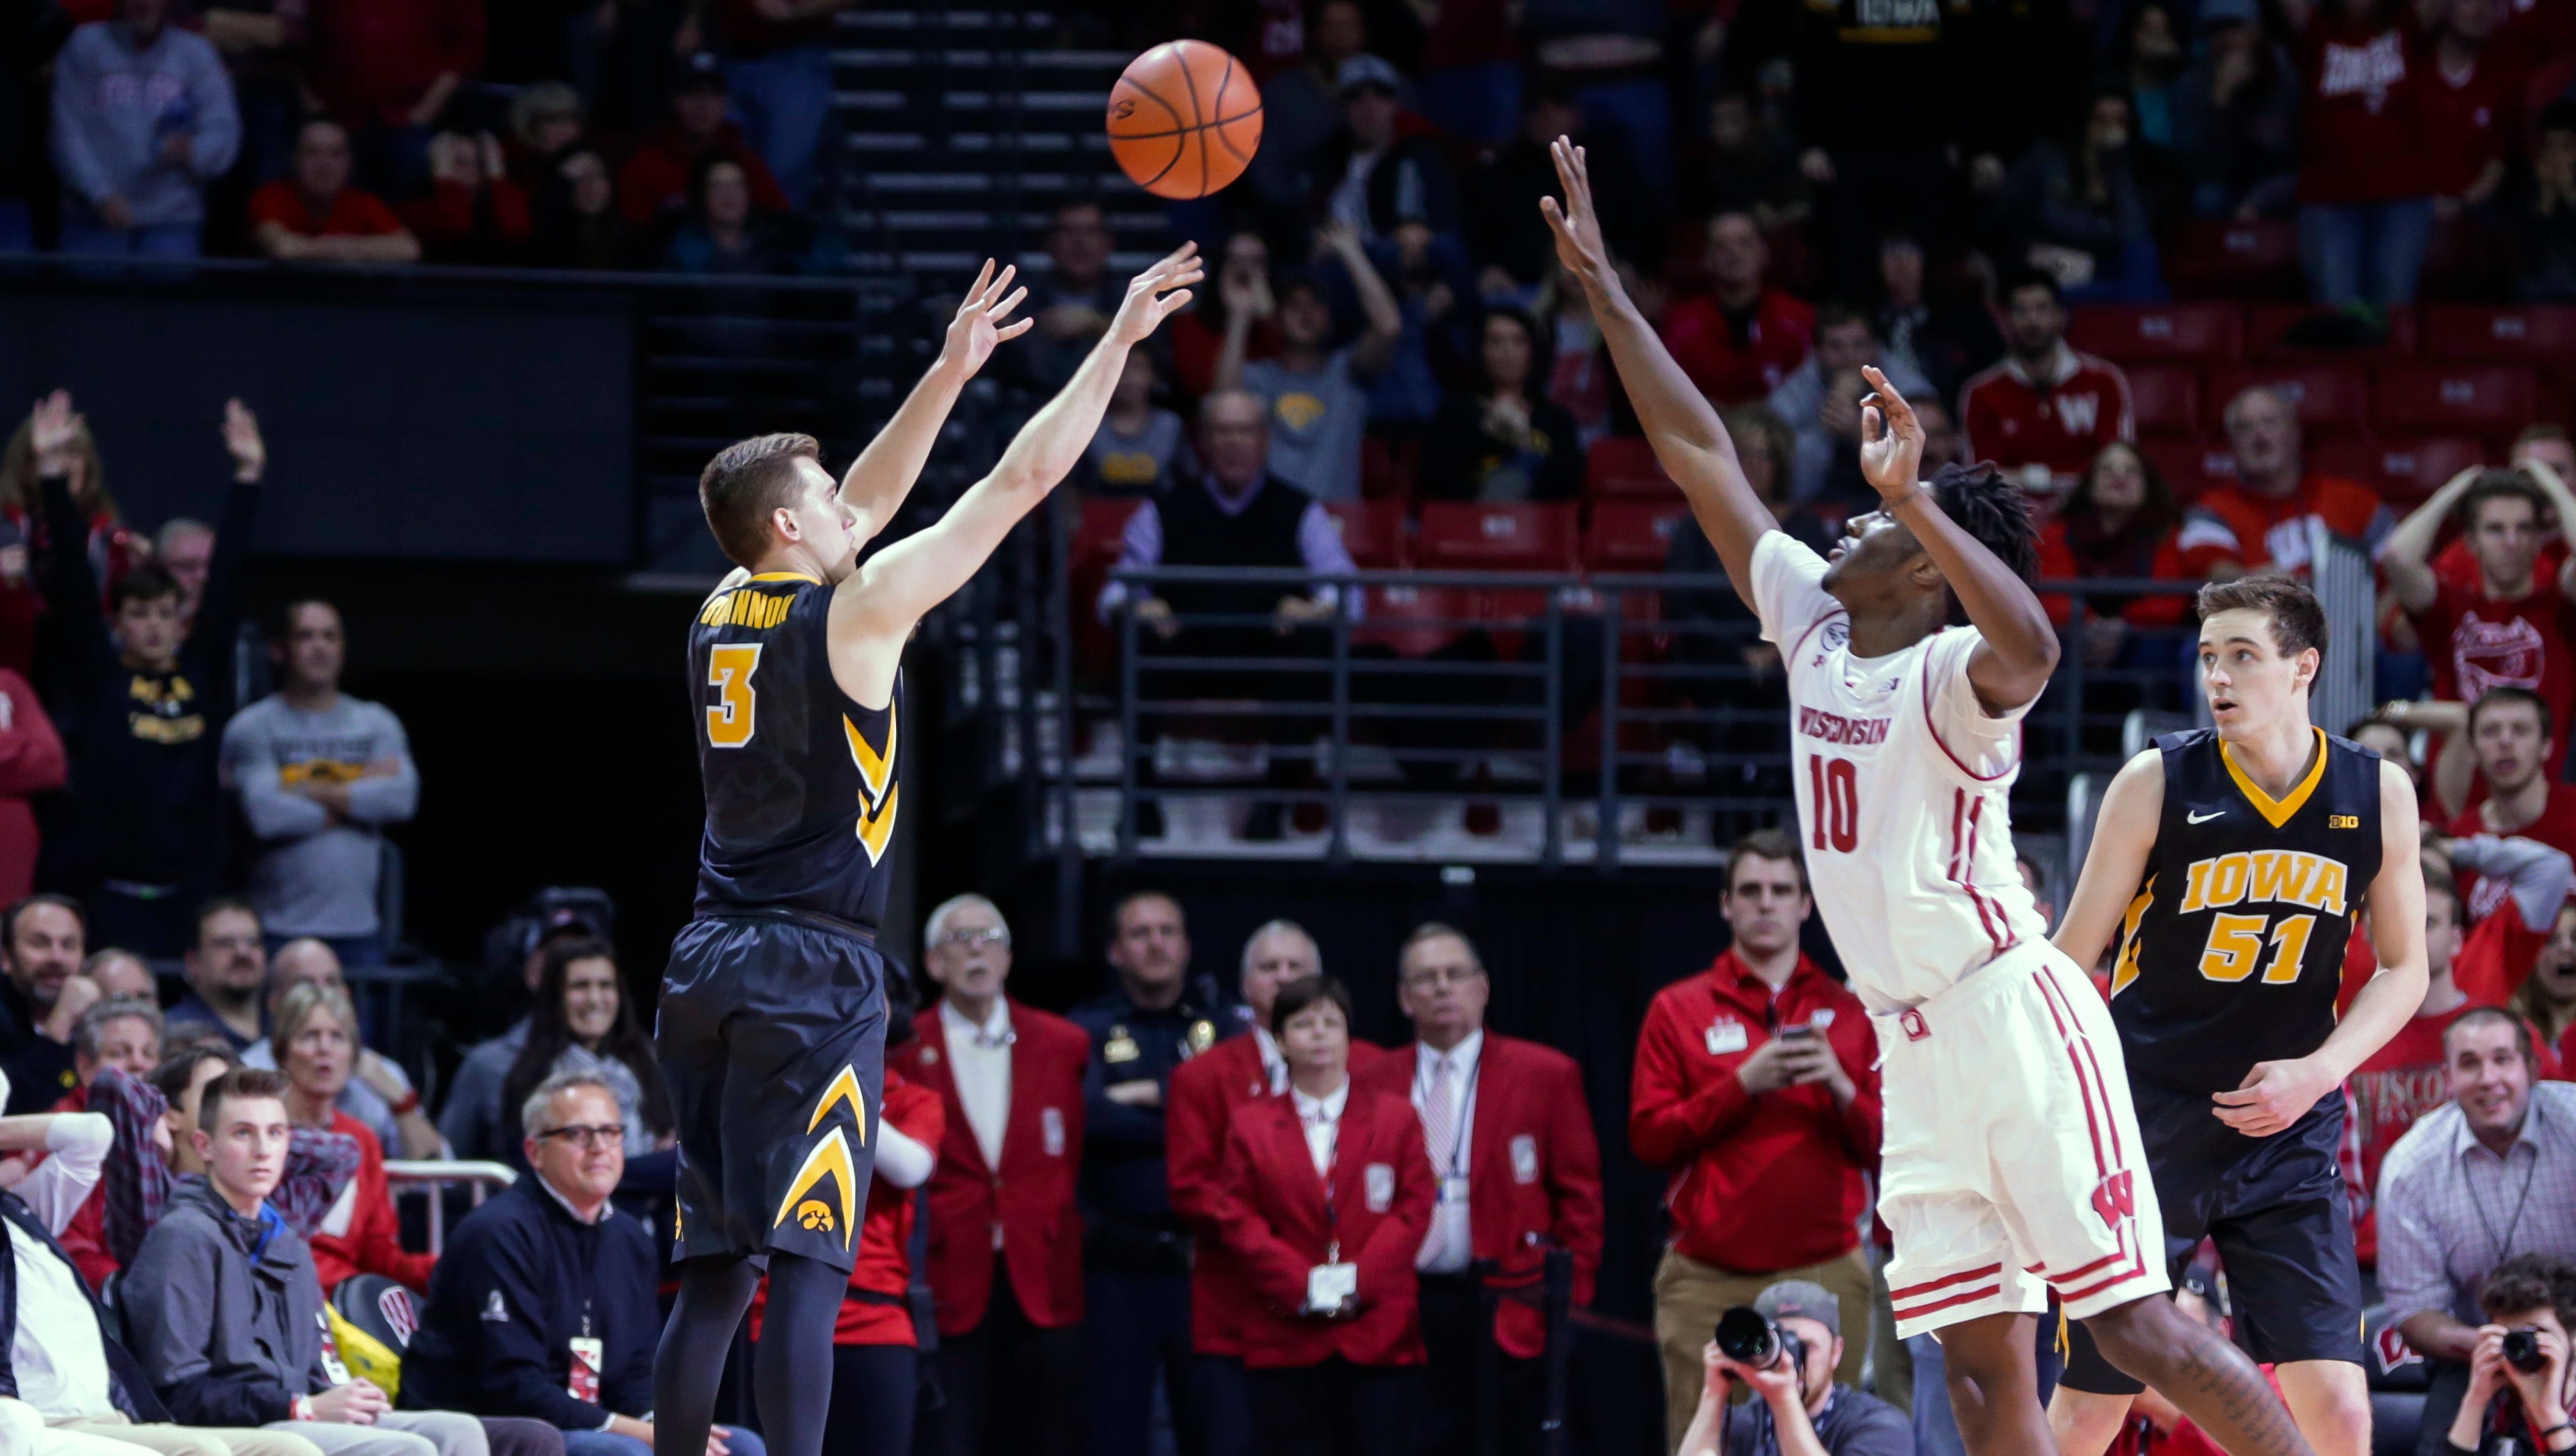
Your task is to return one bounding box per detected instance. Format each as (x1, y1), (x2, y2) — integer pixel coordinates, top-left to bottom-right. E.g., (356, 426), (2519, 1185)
(398, 129), (532, 264)
(495, 935), (673, 1170)
(29, 391), (262, 958)
(247, 119), (421, 263)
(1217, 225), (1402, 503)
(2039, 442), (2192, 664)
(1957, 273), (2135, 494)
(1659, 212), (1815, 407)
(48, 0), (239, 258)
(270, 980), (435, 1293)
(1419, 306), (1583, 503)
(224, 599), (418, 967)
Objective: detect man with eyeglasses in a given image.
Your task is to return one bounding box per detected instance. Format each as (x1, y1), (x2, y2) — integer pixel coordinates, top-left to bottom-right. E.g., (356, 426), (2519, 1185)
(1352, 923), (1604, 1456)
(404, 1071), (767, 1456)
(890, 894), (1088, 1456)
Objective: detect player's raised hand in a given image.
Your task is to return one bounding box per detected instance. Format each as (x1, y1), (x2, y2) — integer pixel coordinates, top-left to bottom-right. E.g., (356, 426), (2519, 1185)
(27, 390), (81, 476)
(1538, 138), (1611, 284)
(222, 398), (266, 483)
(1108, 241), (1204, 346)
(2212, 1055), (2335, 1137)
(1857, 366), (1925, 499)
(943, 259), (1034, 379)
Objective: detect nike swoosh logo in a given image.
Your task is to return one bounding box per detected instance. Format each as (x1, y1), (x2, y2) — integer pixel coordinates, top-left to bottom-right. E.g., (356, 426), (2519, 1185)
(2187, 809), (2224, 825)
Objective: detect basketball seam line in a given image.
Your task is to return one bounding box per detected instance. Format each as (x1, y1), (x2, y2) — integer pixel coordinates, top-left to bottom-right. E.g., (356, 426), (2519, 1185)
(1104, 108), (1264, 141)
(1176, 46), (1207, 198)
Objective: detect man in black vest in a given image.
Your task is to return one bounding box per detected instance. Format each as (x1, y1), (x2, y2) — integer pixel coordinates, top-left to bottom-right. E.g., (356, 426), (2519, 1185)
(1097, 390), (1360, 840)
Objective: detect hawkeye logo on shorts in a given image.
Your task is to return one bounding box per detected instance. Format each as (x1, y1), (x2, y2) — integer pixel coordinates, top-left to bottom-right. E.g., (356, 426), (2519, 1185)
(772, 1065), (870, 1252)
(845, 711), (901, 864)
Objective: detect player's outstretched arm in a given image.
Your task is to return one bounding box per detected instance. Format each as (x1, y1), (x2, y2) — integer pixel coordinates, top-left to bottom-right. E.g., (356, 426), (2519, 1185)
(1538, 138), (1775, 597)
(1856, 366), (2061, 714)
(829, 245), (1202, 673)
(2054, 749), (2165, 976)
(2216, 759), (2429, 1138)
(834, 259), (1033, 542)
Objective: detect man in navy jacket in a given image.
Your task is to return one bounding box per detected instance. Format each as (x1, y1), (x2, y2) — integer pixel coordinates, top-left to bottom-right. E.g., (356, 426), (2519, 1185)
(403, 1072), (764, 1456)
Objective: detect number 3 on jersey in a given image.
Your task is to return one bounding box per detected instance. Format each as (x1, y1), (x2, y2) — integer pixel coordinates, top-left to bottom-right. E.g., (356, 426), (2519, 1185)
(1808, 754), (1858, 853)
(707, 644), (761, 748)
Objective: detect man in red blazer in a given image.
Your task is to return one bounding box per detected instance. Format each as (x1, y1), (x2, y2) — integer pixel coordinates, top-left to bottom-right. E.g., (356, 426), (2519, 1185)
(1352, 923), (1604, 1456)
(1630, 829), (1882, 1455)
(888, 893), (1090, 1456)
(1169, 918), (1330, 1456)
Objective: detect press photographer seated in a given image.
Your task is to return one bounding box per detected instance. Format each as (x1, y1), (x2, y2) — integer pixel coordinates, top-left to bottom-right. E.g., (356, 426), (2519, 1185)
(2444, 1253), (2576, 1455)
(1679, 1280), (1912, 1456)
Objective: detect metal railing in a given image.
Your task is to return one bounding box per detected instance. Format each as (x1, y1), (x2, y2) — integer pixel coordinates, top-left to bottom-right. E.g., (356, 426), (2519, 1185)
(385, 1159), (517, 1256)
(1077, 566), (2209, 866)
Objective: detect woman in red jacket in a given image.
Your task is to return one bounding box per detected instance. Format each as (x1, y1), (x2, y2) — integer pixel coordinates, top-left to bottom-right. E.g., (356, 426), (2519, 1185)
(1212, 976), (1435, 1456)
(749, 1044), (945, 1456)
(274, 980), (435, 1293)
(2038, 441), (2192, 665)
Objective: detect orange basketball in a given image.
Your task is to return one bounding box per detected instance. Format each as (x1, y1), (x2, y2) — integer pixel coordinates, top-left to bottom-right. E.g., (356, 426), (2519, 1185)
(1107, 41), (1264, 201)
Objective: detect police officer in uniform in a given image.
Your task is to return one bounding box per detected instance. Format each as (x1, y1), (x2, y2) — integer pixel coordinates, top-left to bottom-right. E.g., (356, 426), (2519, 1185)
(1071, 889), (1224, 1456)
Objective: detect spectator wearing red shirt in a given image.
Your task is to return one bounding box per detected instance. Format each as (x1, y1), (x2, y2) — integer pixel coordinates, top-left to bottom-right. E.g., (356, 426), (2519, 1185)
(2432, 432), (2575, 594)
(2288, 0), (2436, 306)
(1958, 274), (2135, 495)
(618, 54), (790, 229)
(247, 118), (420, 263)
(2388, 469), (2576, 782)
(711, 0), (859, 208)
(1629, 830), (1880, 1453)
(2177, 384), (2393, 578)
(300, 0), (482, 193)
(1350, 925), (1602, 1456)
(1658, 211), (1816, 407)
(747, 1055), (943, 1456)
(2513, 902), (2576, 1067)
(888, 894), (1088, 1456)
(2445, 688), (2576, 926)
(398, 130), (532, 264)
(272, 980), (434, 1293)
(2421, 0), (2520, 215)
(2039, 442), (2194, 666)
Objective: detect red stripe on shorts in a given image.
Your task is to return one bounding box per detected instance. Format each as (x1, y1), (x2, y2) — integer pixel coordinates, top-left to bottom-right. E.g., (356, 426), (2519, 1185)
(1889, 1263), (2003, 1301)
(1892, 1285), (2005, 1322)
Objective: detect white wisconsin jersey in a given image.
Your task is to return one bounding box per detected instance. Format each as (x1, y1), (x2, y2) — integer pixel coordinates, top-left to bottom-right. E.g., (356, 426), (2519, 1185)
(1750, 531), (2051, 1012)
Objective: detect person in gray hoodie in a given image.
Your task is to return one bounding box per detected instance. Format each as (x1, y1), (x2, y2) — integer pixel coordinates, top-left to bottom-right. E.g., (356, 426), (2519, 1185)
(47, 0), (238, 257)
(119, 1067), (491, 1456)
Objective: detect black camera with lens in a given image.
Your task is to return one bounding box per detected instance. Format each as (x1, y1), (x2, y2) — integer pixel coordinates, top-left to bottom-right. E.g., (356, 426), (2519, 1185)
(1716, 1306), (1808, 1375)
(2503, 1328), (2548, 1375)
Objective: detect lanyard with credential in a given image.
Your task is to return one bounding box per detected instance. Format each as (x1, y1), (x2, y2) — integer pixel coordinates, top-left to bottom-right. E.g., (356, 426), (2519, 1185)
(1309, 1100), (1345, 1264)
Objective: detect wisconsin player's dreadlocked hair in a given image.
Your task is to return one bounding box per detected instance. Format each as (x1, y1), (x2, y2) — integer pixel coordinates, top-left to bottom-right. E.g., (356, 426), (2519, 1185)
(1926, 461), (2039, 610)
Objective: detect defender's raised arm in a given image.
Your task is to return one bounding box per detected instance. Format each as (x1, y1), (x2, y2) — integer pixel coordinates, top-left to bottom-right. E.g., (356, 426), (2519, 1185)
(1539, 138), (1775, 598)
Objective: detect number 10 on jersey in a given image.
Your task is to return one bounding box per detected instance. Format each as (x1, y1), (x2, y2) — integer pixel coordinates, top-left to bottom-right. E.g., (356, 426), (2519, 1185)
(1807, 754), (1858, 853)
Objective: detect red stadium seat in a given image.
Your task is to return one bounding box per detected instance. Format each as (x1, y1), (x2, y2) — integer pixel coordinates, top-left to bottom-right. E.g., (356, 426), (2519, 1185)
(2165, 220), (2303, 300)
(2204, 366), (2371, 433)
(2422, 306), (2576, 361)
(2309, 435), (2488, 505)
(1585, 435), (1673, 499)
(1415, 502), (1580, 572)
(2139, 437), (2237, 499)
(2126, 366), (2203, 437)
(2067, 304), (2244, 364)
(1323, 499), (1408, 569)
(2245, 303), (2418, 359)
(1351, 583), (1475, 658)
(2374, 365), (2538, 435)
(1583, 502), (1693, 571)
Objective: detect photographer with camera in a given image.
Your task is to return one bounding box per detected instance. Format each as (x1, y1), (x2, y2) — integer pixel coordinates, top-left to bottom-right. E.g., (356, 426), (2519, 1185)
(2439, 1254), (2576, 1455)
(1676, 1281), (1914, 1456)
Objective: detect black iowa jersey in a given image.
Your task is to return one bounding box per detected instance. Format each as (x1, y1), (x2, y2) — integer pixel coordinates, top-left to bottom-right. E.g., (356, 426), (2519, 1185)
(2108, 727), (2382, 1093)
(690, 572), (899, 929)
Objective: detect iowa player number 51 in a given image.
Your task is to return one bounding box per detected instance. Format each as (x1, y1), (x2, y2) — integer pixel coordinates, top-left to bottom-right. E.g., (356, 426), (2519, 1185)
(707, 643), (761, 748)
(2198, 912), (2314, 984)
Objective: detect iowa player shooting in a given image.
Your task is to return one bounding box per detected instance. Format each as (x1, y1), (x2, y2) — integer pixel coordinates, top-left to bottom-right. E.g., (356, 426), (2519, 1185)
(2051, 575), (2429, 1456)
(652, 245), (1203, 1456)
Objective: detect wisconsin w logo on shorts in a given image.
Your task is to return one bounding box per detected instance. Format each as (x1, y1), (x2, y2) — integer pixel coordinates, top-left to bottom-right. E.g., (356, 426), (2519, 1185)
(772, 1065), (870, 1251)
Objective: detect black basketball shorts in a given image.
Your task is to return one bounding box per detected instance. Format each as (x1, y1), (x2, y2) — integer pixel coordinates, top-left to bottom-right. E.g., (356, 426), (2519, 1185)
(656, 910), (888, 1273)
